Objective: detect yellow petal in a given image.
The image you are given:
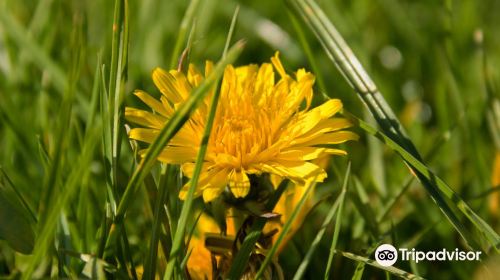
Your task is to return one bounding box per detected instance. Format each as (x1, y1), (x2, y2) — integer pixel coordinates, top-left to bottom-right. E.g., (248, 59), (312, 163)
(156, 146), (198, 164)
(489, 151), (500, 216)
(261, 160), (327, 183)
(270, 174), (284, 188)
(187, 238), (212, 280)
(179, 168), (229, 202)
(133, 90), (172, 117)
(169, 70), (192, 100)
(179, 178), (207, 200)
(278, 147), (347, 161)
(309, 118), (353, 134)
(152, 67), (184, 103)
(294, 69), (314, 109)
(254, 63), (274, 104)
(124, 107), (166, 129)
(293, 131), (359, 147)
(287, 110), (322, 138)
(128, 128), (159, 143)
(181, 162), (212, 178)
(187, 64), (204, 87)
(229, 169), (250, 198)
(202, 169), (230, 202)
(271, 51), (287, 78)
(310, 99), (343, 119)
(290, 118), (353, 144)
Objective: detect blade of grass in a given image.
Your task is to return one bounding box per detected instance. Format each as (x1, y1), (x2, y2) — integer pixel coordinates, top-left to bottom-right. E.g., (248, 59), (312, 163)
(165, 10), (239, 275)
(120, 227), (138, 279)
(349, 176), (380, 237)
(180, 212), (203, 271)
(22, 125), (101, 280)
(86, 54), (103, 136)
(162, 10), (240, 278)
(337, 250), (425, 280)
(143, 167), (173, 264)
(255, 179), (317, 279)
(162, 39), (243, 280)
(169, 0), (200, 69)
(351, 262), (366, 280)
(143, 165), (170, 280)
(103, 41), (244, 259)
(108, 0), (129, 191)
(23, 18), (86, 278)
(377, 122), (455, 223)
(377, 177), (414, 223)
(292, 163), (350, 280)
(324, 162), (350, 279)
(223, 6), (240, 59)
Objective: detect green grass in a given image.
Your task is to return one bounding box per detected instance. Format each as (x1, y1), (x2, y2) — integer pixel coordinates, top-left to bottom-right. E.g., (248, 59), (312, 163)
(1, 0), (499, 279)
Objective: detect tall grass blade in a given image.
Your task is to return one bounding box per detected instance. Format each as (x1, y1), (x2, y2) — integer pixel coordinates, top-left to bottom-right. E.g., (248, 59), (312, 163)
(324, 162), (350, 279)
(103, 41), (244, 259)
(143, 165), (170, 280)
(108, 0), (129, 190)
(23, 126), (101, 280)
(162, 38), (244, 280)
(169, 0), (200, 69)
(292, 163), (350, 280)
(255, 179), (317, 279)
(223, 6), (240, 58)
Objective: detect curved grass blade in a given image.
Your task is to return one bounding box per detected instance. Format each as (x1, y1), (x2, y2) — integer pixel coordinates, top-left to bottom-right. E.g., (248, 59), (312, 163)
(337, 250), (425, 280)
(169, 0), (200, 69)
(287, 0), (500, 252)
(103, 41), (244, 259)
(324, 162), (350, 279)
(22, 126), (101, 280)
(162, 37), (244, 280)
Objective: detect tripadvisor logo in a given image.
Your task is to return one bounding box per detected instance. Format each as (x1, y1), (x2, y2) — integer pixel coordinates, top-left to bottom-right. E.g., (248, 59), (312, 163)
(375, 244), (398, 266)
(374, 244), (482, 267)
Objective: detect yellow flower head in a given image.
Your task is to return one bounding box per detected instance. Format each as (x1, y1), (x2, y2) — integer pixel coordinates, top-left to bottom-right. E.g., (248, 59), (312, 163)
(126, 52), (358, 202)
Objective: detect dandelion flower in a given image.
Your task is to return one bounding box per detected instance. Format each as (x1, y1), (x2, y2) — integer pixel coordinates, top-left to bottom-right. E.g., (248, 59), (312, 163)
(125, 52), (358, 202)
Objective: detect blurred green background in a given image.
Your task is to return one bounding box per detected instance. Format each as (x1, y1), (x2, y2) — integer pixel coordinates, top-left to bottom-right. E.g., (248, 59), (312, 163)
(0, 0), (499, 279)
